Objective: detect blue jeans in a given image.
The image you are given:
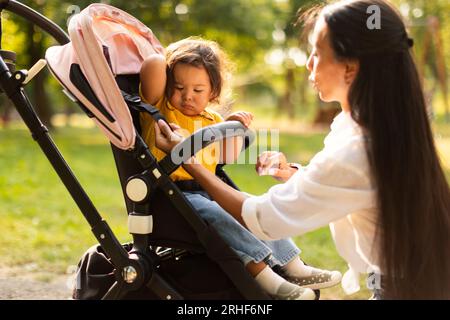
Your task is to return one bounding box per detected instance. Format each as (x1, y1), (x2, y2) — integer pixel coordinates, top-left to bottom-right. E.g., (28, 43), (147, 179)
(184, 191), (301, 267)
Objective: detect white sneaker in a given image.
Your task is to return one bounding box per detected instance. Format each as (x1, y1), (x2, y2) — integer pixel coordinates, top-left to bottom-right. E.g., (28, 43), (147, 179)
(270, 281), (316, 300)
(283, 269), (342, 290)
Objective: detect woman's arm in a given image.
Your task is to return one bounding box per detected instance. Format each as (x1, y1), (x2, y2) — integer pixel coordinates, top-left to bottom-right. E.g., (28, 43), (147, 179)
(140, 54), (167, 105)
(154, 119), (375, 240)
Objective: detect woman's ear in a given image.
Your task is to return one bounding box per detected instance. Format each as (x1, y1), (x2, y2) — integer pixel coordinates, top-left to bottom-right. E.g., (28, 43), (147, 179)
(344, 60), (359, 85)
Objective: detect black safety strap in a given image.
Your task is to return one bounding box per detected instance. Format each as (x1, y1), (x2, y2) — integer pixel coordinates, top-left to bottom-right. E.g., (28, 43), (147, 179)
(121, 90), (165, 122)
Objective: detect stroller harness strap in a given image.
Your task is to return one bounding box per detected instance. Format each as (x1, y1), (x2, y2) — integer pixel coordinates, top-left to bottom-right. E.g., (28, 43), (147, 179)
(45, 3), (164, 150)
(121, 90), (166, 124)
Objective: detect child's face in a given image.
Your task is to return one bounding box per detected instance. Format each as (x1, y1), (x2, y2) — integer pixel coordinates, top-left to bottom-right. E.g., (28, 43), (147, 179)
(169, 63), (213, 116)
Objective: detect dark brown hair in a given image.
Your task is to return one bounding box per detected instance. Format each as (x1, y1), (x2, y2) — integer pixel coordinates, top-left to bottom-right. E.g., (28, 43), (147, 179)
(299, 0), (450, 299)
(165, 37), (232, 105)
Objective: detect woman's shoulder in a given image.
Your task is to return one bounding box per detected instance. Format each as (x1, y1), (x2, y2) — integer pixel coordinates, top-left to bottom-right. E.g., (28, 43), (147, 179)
(329, 111), (364, 134)
(322, 135), (368, 168)
(308, 131), (371, 186)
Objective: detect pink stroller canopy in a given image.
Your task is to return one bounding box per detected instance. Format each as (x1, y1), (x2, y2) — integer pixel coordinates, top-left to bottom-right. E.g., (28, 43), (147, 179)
(45, 3), (164, 150)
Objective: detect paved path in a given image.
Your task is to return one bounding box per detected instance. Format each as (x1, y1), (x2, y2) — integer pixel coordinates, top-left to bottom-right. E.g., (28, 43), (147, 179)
(0, 267), (72, 300)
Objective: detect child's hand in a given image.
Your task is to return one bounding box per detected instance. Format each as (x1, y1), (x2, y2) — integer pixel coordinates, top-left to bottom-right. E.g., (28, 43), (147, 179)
(226, 111), (254, 128)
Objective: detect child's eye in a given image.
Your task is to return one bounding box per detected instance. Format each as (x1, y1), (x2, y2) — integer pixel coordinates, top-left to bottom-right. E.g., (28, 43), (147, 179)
(194, 89), (204, 93)
(175, 86), (183, 90)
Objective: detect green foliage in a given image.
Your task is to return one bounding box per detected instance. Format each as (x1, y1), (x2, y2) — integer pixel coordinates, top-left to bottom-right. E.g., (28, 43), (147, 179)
(392, 0), (450, 75)
(1, 0), (448, 120)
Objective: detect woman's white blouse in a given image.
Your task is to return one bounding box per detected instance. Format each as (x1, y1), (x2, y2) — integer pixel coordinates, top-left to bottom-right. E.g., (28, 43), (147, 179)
(242, 111), (380, 294)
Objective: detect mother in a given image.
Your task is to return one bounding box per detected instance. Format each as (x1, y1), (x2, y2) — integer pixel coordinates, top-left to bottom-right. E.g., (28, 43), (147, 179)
(155, 0), (450, 299)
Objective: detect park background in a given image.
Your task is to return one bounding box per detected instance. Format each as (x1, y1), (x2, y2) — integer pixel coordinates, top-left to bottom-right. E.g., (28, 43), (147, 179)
(0, 0), (449, 299)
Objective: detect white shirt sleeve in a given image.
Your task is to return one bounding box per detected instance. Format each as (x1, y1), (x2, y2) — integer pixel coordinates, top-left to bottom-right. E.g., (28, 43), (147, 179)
(242, 135), (376, 241)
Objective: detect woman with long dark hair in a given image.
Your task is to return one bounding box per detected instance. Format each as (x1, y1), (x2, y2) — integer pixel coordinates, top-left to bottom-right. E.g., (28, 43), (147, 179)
(154, 0), (450, 299)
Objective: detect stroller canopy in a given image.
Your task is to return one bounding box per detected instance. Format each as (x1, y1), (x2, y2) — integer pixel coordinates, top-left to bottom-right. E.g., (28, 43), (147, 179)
(46, 3), (164, 150)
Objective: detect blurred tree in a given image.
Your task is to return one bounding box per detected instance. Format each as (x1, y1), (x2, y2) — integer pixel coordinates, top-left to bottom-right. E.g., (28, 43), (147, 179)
(2, 0), (448, 126)
(421, 17), (449, 120)
(267, 0), (327, 120)
(4, 0), (56, 127)
(101, 0), (280, 71)
(110, 0), (285, 115)
(3, 0), (283, 121)
(280, 0), (320, 118)
(393, 0), (450, 120)
(0, 95), (13, 127)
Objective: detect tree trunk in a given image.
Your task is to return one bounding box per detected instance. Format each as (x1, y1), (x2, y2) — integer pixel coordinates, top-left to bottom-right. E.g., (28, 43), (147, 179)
(25, 22), (53, 128)
(0, 98), (13, 128)
(278, 67), (296, 118)
(298, 69), (308, 109)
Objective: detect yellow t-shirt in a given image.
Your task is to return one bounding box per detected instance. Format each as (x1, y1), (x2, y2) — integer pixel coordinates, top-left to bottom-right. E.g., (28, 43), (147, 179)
(140, 95), (224, 181)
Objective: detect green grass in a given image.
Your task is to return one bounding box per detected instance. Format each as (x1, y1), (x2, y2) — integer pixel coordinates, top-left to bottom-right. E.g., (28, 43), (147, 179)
(0, 126), (130, 273)
(1, 114), (449, 299)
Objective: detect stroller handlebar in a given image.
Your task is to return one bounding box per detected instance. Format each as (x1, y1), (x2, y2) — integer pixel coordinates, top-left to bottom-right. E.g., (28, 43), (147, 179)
(159, 121), (255, 174)
(2, 0), (69, 45)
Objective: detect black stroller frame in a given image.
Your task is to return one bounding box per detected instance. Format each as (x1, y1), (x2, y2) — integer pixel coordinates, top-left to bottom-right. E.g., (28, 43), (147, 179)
(0, 0), (275, 300)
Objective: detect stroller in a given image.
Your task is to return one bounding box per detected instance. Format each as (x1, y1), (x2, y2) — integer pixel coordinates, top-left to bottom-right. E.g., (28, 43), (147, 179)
(0, 1), (318, 300)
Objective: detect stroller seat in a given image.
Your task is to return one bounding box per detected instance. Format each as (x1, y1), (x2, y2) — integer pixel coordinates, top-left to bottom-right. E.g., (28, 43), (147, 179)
(44, 3), (269, 300)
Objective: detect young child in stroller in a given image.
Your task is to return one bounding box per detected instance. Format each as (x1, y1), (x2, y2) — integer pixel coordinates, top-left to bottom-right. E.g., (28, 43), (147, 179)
(139, 37), (342, 300)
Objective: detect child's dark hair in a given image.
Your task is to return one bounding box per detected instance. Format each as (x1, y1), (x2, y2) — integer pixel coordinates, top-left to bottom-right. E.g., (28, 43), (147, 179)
(165, 37), (233, 106)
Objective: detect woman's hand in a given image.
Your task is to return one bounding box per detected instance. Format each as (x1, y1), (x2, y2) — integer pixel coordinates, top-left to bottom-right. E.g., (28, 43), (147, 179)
(154, 120), (183, 153)
(226, 111), (254, 128)
(256, 151), (298, 182)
